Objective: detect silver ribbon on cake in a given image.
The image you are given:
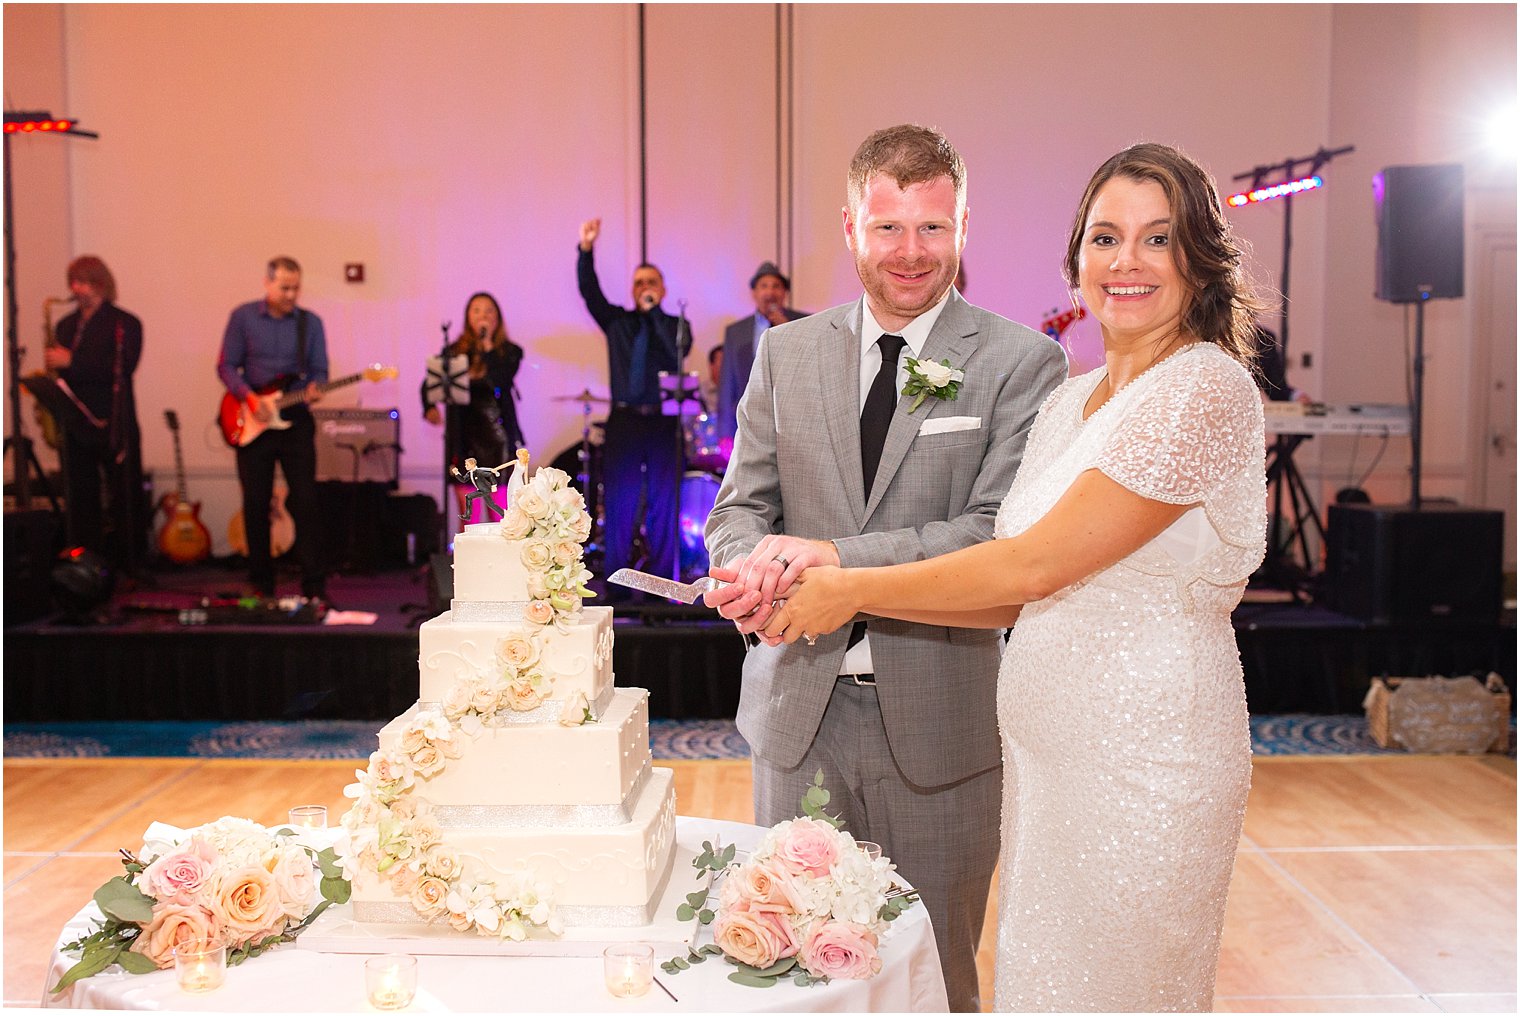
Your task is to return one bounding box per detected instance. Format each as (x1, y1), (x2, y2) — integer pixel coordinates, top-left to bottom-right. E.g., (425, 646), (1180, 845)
(450, 599), (530, 622)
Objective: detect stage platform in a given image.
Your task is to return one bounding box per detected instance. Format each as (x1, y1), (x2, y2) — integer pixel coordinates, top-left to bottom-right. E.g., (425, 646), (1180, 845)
(4, 562), (1513, 722)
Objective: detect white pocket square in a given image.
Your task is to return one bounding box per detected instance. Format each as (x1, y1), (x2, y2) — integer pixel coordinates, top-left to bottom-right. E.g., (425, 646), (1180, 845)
(919, 415), (982, 435)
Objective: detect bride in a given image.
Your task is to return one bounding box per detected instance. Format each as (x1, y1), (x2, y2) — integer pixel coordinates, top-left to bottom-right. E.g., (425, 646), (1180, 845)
(758, 142), (1268, 1011)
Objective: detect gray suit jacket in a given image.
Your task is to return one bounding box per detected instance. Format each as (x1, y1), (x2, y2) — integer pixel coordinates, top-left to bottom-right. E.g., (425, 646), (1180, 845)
(705, 289), (1067, 787)
(717, 308), (807, 440)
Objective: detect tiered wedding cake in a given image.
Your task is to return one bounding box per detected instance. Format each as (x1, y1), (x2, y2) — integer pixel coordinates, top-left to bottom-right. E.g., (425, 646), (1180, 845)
(337, 458), (677, 940)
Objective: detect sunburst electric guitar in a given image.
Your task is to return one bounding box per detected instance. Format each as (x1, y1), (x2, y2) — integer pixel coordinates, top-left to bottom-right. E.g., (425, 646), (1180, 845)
(156, 410), (213, 564)
(218, 364), (397, 447)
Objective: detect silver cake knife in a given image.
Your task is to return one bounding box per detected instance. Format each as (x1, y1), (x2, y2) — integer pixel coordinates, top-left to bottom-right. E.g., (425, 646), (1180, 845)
(608, 569), (721, 604)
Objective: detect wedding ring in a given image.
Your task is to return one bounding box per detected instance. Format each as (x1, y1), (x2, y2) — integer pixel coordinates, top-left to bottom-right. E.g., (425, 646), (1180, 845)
(775, 556), (790, 569)
(804, 633), (818, 646)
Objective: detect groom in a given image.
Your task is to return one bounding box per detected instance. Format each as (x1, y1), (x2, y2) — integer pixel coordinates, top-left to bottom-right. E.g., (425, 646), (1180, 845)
(704, 124), (1066, 1011)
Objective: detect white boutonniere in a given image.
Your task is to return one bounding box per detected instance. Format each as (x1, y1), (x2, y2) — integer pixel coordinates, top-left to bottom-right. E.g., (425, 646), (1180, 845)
(901, 357), (965, 413)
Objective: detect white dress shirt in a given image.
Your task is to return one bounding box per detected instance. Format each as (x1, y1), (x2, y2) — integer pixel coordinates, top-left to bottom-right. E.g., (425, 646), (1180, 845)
(840, 288), (953, 677)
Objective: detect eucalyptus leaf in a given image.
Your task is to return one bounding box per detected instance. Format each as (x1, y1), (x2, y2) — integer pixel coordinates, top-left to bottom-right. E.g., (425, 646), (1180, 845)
(728, 971), (779, 988)
(672, 956), (690, 970)
(93, 878), (154, 923)
(320, 875), (351, 903)
(685, 890), (708, 908)
(115, 951), (158, 975)
(675, 904), (695, 922)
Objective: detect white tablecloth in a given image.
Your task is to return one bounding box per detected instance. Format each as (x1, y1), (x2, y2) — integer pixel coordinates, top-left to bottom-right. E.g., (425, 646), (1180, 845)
(43, 818), (949, 1012)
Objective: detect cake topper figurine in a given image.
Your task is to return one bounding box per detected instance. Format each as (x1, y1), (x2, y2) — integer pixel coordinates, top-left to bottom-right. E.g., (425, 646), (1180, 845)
(505, 448), (531, 509)
(450, 457), (514, 521)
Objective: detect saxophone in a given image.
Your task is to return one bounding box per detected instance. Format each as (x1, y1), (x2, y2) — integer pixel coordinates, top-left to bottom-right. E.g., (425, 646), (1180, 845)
(31, 297), (74, 449)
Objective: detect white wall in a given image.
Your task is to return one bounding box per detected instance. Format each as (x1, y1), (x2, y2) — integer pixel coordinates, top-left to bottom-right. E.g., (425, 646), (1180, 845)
(4, 3), (1513, 562)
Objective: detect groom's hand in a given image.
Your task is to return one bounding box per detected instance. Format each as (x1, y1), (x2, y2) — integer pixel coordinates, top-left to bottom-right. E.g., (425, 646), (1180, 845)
(707, 536), (840, 635)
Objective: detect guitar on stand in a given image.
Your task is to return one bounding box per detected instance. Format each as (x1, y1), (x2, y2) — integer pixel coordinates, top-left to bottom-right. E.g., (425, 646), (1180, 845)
(227, 486), (295, 559)
(155, 410), (212, 563)
(218, 364), (397, 447)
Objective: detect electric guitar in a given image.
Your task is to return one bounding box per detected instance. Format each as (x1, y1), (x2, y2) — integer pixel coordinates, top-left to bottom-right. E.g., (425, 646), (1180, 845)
(218, 364), (397, 447)
(227, 486), (296, 559)
(155, 410), (213, 564)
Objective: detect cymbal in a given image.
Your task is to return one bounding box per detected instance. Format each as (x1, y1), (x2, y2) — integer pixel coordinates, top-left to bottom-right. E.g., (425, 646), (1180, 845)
(552, 389), (611, 404)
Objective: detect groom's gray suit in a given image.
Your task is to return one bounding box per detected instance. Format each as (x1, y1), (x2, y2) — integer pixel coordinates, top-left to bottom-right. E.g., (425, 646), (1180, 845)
(706, 287), (1066, 1010)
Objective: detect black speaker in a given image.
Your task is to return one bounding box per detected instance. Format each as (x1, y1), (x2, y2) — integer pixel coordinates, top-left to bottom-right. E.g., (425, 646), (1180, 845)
(1325, 503), (1502, 623)
(4, 509), (62, 625)
(1374, 164), (1464, 303)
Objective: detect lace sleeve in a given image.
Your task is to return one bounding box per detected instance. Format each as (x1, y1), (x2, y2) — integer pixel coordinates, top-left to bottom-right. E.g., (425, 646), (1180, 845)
(1096, 353), (1263, 505)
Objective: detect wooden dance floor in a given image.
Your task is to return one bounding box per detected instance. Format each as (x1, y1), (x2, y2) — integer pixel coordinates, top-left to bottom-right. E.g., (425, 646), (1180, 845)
(4, 755), (1514, 1011)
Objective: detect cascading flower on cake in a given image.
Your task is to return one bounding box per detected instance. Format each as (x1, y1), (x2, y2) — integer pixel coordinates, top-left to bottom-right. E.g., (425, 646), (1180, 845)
(498, 465), (594, 630)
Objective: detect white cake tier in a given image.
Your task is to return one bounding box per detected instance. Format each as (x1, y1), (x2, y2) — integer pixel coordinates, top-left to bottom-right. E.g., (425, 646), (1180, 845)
(377, 690), (653, 818)
(417, 607), (614, 707)
(452, 523), (535, 602)
(352, 767), (677, 927)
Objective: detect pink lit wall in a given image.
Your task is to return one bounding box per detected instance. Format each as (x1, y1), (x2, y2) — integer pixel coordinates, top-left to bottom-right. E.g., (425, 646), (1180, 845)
(3, 3), (1514, 562)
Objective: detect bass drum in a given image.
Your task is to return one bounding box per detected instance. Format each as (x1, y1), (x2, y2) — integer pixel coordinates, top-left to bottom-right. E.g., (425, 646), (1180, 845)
(678, 470), (722, 583)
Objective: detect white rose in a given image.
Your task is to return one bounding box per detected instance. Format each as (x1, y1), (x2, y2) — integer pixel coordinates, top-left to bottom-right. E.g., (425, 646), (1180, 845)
(536, 467), (571, 490)
(516, 490), (549, 519)
(918, 360), (954, 387)
(526, 571), (549, 598)
(497, 633), (541, 669)
(520, 540), (553, 570)
(499, 507), (532, 540)
(551, 487), (584, 513)
(570, 510), (592, 541)
(552, 540), (581, 567)
(557, 690), (590, 727)
(524, 599), (555, 625)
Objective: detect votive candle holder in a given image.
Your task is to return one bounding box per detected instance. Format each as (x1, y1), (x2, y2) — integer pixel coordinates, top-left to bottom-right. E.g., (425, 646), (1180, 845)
(603, 942), (655, 998)
(365, 954), (417, 1010)
(173, 942), (226, 993)
(288, 804), (328, 828)
(857, 840), (883, 861)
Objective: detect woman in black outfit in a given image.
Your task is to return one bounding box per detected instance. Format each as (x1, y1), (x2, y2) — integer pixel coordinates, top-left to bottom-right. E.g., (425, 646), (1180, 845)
(421, 291), (525, 522)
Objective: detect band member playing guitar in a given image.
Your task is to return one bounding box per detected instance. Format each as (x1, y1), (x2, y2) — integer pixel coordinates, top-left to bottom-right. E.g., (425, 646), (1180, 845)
(215, 255), (329, 601)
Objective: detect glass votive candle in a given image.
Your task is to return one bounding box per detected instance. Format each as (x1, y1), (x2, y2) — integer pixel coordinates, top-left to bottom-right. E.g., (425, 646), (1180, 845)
(603, 942), (655, 998)
(857, 840), (883, 861)
(288, 804), (328, 829)
(365, 954), (417, 1010)
(173, 942), (226, 993)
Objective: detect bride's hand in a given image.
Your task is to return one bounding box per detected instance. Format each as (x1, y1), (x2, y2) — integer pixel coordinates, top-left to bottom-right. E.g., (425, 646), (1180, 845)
(760, 566), (858, 645)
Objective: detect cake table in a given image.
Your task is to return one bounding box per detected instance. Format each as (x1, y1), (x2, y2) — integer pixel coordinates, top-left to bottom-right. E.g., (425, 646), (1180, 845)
(42, 818), (950, 1012)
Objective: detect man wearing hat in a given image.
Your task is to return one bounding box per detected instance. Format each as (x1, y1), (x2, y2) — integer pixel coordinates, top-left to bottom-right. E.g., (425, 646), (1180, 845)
(716, 262), (807, 441)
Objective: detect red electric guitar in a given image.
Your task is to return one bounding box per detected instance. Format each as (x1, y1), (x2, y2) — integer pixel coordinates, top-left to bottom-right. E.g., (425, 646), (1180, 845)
(218, 364), (397, 447)
(156, 410), (213, 564)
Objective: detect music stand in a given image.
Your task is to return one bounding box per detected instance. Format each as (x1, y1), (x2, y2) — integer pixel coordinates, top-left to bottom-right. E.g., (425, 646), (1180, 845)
(423, 343), (470, 550)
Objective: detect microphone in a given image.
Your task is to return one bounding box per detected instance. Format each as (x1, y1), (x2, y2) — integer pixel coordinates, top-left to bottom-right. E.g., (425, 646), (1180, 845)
(638, 292), (658, 311)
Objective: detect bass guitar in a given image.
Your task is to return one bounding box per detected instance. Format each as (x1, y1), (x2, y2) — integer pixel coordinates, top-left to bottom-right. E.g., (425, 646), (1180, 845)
(218, 364), (397, 447)
(156, 410), (212, 563)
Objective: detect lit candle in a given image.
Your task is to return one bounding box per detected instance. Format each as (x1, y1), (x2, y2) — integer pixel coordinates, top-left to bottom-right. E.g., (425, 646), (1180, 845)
(365, 954), (417, 1010)
(173, 943), (226, 993)
(603, 943), (654, 998)
(288, 804), (328, 829)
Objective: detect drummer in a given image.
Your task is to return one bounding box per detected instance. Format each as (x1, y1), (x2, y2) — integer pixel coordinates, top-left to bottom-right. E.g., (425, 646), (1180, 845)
(715, 261), (808, 442)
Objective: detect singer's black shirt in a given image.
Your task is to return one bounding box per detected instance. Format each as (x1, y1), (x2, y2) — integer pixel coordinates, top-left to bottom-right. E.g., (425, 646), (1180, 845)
(56, 302), (143, 422)
(576, 247), (688, 406)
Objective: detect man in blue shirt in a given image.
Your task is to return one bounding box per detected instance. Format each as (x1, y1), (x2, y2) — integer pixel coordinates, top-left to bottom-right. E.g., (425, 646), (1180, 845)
(576, 219), (691, 585)
(216, 256), (328, 600)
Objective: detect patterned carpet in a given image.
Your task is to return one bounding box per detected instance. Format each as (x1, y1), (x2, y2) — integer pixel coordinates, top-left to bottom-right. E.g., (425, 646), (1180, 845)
(7, 715), (1504, 760)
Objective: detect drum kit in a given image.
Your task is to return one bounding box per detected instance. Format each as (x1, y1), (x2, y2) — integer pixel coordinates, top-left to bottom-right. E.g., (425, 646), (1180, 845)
(551, 373), (729, 583)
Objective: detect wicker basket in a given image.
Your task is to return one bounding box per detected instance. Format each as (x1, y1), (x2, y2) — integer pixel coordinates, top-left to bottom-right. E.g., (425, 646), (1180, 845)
(1363, 673), (1512, 754)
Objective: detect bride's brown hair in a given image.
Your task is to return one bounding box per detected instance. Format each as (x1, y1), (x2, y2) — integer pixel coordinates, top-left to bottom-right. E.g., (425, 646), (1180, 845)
(1062, 143), (1263, 366)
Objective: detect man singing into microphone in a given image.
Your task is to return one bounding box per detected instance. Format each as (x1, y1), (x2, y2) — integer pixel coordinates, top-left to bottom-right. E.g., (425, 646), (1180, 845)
(576, 218), (691, 587)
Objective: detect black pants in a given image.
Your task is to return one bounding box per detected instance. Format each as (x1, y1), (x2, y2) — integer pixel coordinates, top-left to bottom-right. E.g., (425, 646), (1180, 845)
(62, 426), (145, 574)
(234, 407), (324, 595)
(602, 408), (678, 579)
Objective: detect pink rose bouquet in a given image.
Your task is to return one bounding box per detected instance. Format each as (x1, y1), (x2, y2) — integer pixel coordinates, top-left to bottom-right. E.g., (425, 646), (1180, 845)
(51, 818), (348, 995)
(664, 771), (916, 988)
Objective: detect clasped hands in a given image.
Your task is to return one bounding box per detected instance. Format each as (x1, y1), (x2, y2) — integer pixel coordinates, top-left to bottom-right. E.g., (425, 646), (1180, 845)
(702, 535), (860, 647)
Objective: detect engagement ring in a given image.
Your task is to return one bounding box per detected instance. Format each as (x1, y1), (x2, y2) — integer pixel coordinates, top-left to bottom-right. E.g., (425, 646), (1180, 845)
(804, 633), (818, 646)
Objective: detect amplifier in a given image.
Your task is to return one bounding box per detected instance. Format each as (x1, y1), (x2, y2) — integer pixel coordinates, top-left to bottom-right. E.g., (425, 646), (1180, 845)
(1325, 503), (1504, 624)
(313, 408), (401, 485)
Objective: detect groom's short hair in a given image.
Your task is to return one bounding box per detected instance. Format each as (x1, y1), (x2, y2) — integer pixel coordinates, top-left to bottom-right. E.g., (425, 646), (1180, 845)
(847, 124), (966, 215)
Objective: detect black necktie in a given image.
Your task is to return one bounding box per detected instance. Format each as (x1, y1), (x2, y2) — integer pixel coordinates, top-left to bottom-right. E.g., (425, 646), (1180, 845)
(860, 333), (906, 498)
(850, 332), (906, 651)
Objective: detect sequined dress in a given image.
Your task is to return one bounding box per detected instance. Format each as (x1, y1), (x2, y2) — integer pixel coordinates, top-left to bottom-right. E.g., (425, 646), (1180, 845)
(991, 343), (1266, 1011)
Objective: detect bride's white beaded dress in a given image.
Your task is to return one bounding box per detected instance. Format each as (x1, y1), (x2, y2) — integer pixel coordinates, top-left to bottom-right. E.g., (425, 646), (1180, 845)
(991, 342), (1267, 1011)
